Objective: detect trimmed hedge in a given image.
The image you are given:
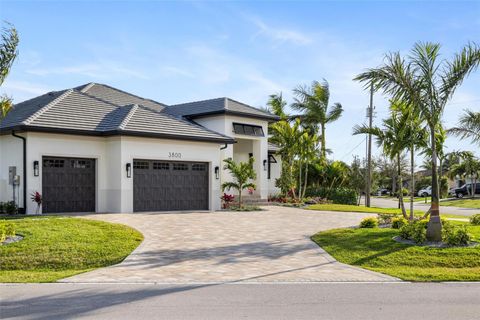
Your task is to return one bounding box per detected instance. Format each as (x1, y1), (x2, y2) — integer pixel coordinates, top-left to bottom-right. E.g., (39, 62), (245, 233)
(305, 187), (358, 205)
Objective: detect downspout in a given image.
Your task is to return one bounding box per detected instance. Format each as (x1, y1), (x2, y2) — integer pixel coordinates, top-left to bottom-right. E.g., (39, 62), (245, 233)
(220, 143), (228, 150)
(11, 130), (27, 214)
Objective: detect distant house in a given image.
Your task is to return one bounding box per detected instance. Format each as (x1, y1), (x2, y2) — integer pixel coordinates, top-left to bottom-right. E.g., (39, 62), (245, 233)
(0, 83), (281, 214)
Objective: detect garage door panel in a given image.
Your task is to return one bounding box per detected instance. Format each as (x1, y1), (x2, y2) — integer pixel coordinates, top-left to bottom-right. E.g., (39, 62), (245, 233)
(133, 160), (209, 212)
(42, 157), (95, 213)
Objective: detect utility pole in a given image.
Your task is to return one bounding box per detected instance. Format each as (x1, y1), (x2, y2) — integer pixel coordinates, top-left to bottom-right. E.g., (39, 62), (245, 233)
(366, 83), (374, 207)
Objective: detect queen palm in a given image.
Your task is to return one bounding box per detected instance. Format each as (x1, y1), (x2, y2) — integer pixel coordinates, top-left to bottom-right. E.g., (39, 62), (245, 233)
(0, 23), (19, 120)
(292, 80), (343, 161)
(354, 108), (410, 219)
(355, 42), (480, 241)
(449, 109), (480, 146)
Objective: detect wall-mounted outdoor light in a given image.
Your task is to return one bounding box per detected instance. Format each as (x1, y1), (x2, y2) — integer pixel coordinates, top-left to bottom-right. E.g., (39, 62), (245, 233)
(126, 163), (132, 178)
(263, 159), (267, 171)
(214, 166), (220, 179)
(33, 160), (39, 177)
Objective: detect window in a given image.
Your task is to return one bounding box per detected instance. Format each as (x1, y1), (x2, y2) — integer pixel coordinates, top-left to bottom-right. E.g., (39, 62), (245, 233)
(232, 123), (264, 137)
(153, 162), (169, 170)
(192, 163), (207, 171)
(71, 160), (91, 169)
(133, 161), (149, 169)
(173, 163), (188, 171)
(43, 159), (64, 168)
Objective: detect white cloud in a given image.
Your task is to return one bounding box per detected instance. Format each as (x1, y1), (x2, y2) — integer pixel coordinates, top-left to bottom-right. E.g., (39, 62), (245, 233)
(1, 80), (54, 102)
(249, 17), (312, 46)
(27, 61), (149, 80)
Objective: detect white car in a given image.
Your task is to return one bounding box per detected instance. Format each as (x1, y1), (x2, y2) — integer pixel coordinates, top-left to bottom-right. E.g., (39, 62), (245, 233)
(417, 186), (432, 197)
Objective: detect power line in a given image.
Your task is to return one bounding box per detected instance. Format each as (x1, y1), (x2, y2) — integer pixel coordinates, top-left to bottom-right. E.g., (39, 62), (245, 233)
(339, 137), (367, 161)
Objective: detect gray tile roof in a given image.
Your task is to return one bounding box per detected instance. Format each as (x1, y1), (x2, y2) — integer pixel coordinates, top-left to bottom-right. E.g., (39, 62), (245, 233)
(1, 83), (234, 143)
(166, 97), (280, 121)
(268, 142), (281, 152)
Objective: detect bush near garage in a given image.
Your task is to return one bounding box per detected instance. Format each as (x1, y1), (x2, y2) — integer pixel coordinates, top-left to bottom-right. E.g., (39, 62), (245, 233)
(305, 187), (358, 205)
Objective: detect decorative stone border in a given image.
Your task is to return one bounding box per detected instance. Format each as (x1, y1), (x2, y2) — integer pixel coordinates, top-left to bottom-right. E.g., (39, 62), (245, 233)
(393, 236), (479, 248)
(1, 235), (24, 246)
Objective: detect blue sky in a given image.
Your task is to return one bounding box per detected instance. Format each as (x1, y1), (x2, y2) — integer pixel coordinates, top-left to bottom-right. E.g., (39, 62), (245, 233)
(1, 0), (480, 164)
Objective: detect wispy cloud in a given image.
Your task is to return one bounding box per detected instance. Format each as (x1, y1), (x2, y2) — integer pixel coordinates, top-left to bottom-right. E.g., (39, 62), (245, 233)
(27, 61), (149, 80)
(249, 17), (312, 46)
(2, 80), (55, 102)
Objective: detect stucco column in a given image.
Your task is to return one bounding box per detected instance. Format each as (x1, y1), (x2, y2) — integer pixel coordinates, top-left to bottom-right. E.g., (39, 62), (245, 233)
(252, 138), (268, 199)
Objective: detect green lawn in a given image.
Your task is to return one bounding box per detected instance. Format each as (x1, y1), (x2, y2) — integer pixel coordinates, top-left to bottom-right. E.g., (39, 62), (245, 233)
(311, 222), (480, 281)
(0, 215), (143, 283)
(440, 198), (480, 209)
(307, 203), (470, 220)
(307, 203), (425, 216)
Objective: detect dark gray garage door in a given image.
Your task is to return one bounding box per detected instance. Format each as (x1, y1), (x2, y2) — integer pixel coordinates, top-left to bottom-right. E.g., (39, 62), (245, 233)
(133, 160), (209, 212)
(42, 157), (96, 213)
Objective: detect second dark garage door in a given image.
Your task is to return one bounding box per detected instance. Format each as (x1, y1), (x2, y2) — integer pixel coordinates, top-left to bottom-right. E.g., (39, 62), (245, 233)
(133, 160), (209, 212)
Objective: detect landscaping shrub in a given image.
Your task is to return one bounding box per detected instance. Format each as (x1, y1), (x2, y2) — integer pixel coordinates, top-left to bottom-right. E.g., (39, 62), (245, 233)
(1, 201), (18, 215)
(0, 221), (16, 242)
(470, 214), (480, 226)
(399, 220), (427, 243)
(443, 224), (471, 246)
(305, 187), (358, 205)
(359, 217), (378, 228)
(377, 213), (394, 225)
(392, 217), (407, 229)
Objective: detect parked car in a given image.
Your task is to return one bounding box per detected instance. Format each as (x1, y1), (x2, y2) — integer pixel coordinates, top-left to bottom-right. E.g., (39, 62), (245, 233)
(376, 188), (390, 196)
(454, 183), (480, 198)
(417, 186), (432, 197)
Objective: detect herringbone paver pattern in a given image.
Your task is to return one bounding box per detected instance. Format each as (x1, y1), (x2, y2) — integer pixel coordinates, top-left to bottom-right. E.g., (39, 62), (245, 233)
(61, 206), (398, 283)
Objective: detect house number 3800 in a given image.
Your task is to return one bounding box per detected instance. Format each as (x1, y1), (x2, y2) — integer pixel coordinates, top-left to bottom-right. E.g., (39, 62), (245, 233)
(169, 152), (182, 158)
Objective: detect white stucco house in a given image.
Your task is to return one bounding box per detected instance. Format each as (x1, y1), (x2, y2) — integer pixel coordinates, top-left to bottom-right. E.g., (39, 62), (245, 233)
(0, 83), (281, 214)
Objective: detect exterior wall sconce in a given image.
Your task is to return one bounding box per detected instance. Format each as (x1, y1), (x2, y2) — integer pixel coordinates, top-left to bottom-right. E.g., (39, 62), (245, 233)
(126, 163), (132, 178)
(33, 161), (39, 177)
(263, 159), (267, 171)
(215, 166), (220, 179)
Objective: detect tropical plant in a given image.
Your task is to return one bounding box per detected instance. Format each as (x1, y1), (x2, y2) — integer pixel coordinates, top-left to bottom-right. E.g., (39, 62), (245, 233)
(353, 107), (411, 219)
(30, 191), (42, 214)
(449, 109), (480, 146)
(221, 157), (256, 208)
(270, 118), (302, 197)
(292, 79), (343, 161)
(297, 130), (319, 199)
(448, 153), (480, 198)
(266, 92), (288, 120)
(0, 22), (19, 120)
(355, 41), (480, 241)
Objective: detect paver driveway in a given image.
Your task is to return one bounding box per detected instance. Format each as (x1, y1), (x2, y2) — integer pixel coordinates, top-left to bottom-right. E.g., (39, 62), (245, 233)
(62, 206), (398, 283)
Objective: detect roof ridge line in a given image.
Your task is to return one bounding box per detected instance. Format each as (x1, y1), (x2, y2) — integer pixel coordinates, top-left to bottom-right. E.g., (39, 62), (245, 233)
(96, 83), (167, 107)
(169, 97), (224, 107)
(225, 97), (274, 115)
(118, 104), (139, 130)
(22, 89), (73, 125)
(80, 82), (95, 93)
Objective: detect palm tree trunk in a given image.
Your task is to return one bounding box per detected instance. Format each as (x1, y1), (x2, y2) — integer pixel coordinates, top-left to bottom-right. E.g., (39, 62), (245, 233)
(302, 163), (308, 199)
(397, 154), (407, 219)
(238, 188), (242, 208)
(426, 126), (442, 242)
(298, 160), (302, 200)
(321, 124), (326, 161)
(410, 145), (415, 221)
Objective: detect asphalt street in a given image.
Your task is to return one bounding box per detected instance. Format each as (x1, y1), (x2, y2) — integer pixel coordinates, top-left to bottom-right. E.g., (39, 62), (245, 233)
(1, 283), (480, 320)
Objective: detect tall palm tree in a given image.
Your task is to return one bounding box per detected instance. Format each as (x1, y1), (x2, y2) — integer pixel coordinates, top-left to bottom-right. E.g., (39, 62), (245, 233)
(391, 101), (428, 220)
(297, 131), (319, 199)
(292, 80), (343, 161)
(0, 22), (19, 120)
(266, 92), (288, 120)
(449, 109), (480, 146)
(354, 108), (410, 219)
(355, 42), (480, 241)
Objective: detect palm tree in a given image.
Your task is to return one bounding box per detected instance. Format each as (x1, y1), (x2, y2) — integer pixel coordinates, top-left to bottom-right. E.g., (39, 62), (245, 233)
(354, 108), (410, 219)
(266, 92), (288, 120)
(297, 130), (319, 199)
(391, 101), (428, 220)
(270, 118), (302, 197)
(355, 42), (480, 241)
(448, 152), (480, 198)
(221, 157), (257, 208)
(449, 109), (480, 146)
(0, 22), (19, 120)
(292, 80), (343, 161)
